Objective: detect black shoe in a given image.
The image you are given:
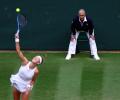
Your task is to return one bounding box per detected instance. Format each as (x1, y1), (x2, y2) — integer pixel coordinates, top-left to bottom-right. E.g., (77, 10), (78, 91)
(76, 50), (80, 55)
(90, 55), (94, 58)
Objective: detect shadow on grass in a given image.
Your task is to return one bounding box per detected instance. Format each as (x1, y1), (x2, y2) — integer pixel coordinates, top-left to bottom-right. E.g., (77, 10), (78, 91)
(80, 62), (105, 100)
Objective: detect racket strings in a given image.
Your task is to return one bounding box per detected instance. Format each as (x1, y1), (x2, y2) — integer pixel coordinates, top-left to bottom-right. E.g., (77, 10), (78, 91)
(17, 14), (27, 28)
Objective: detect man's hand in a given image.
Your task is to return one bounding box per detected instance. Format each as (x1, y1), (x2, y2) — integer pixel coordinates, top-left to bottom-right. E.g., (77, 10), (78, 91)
(89, 35), (95, 40)
(71, 35), (76, 41)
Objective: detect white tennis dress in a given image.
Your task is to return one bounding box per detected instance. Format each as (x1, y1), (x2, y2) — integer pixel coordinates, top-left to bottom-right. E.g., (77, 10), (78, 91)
(10, 62), (36, 92)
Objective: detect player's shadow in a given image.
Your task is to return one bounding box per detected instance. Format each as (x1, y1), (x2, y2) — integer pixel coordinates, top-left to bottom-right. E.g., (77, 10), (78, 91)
(80, 61), (104, 100)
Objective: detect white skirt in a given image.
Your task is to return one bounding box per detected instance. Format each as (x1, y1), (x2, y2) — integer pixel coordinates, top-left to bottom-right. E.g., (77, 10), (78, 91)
(10, 74), (29, 92)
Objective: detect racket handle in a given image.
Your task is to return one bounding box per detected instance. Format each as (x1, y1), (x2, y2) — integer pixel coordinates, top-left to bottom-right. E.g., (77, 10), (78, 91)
(15, 29), (20, 39)
(16, 29), (20, 35)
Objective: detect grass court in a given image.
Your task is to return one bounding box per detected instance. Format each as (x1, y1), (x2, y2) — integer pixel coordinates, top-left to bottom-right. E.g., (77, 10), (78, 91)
(0, 52), (120, 100)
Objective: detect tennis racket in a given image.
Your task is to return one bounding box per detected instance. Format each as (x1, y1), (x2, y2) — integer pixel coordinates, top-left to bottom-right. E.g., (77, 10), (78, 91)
(16, 14), (27, 35)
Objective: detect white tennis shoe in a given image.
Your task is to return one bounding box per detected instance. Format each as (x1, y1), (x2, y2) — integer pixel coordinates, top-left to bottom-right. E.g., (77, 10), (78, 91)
(65, 54), (71, 60)
(94, 55), (100, 60)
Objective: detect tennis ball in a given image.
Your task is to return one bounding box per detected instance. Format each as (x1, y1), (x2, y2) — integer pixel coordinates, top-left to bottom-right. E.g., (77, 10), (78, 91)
(16, 8), (21, 12)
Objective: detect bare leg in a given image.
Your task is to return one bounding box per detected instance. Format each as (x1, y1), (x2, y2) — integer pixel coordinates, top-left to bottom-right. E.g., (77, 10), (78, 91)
(21, 91), (30, 100)
(13, 87), (21, 100)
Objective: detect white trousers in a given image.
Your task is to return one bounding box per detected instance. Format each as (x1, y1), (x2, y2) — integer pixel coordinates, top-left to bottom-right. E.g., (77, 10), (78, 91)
(67, 31), (98, 56)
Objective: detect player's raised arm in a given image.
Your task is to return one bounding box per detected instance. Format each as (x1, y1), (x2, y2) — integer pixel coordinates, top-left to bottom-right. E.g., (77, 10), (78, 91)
(15, 33), (28, 65)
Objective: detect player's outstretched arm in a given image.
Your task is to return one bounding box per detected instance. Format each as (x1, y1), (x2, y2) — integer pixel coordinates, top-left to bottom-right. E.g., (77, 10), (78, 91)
(15, 33), (29, 65)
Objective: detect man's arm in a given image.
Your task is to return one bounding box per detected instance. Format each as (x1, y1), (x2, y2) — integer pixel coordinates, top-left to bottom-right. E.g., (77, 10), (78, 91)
(71, 17), (76, 35)
(15, 33), (29, 65)
(70, 16), (78, 41)
(87, 17), (95, 40)
(87, 17), (94, 35)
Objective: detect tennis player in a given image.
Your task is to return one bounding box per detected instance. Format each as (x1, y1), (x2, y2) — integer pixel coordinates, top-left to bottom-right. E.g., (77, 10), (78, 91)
(65, 9), (100, 60)
(10, 33), (43, 100)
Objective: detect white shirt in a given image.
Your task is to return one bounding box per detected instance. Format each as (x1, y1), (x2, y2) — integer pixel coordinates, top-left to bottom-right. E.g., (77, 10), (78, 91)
(18, 62), (36, 83)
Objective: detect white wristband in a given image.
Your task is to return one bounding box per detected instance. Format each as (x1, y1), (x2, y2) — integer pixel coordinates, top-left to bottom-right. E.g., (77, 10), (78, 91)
(15, 38), (19, 42)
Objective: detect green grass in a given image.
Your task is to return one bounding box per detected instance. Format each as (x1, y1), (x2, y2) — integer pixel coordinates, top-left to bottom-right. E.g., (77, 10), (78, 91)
(0, 52), (120, 100)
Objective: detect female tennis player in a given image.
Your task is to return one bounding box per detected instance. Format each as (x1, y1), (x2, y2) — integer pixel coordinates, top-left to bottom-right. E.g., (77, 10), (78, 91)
(10, 33), (43, 100)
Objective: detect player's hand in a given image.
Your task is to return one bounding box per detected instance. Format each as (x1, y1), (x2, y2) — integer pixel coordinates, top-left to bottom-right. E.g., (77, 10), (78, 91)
(15, 32), (20, 42)
(89, 35), (95, 40)
(15, 32), (19, 39)
(71, 35), (76, 41)
(26, 84), (33, 91)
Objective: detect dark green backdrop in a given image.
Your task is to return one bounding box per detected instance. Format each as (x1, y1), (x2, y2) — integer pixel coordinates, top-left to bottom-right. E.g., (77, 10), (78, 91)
(0, 0), (120, 50)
